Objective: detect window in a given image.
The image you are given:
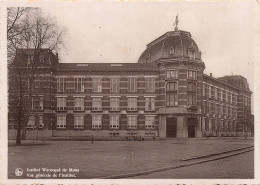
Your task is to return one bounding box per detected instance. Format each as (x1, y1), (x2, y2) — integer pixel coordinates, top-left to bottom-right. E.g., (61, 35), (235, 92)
(231, 93), (233, 104)
(74, 97), (84, 111)
(57, 78), (66, 92)
(110, 115), (119, 129)
(128, 77), (137, 92)
(202, 118), (206, 130)
(220, 120), (224, 130)
(215, 88), (218, 100)
(145, 97), (155, 111)
(215, 104), (219, 116)
(211, 87), (214, 99)
(202, 84), (206, 97)
(92, 97), (102, 111)
(166, 82), (178, 106)
(226, 91), (228, 102)
(27, 115), (35, 128)
(127, 115), (137, 129)
(220, 90), (223, 101)
(187, 82), (196, 106)
(212, 119), (215, 131)
(166, 69), (178, 79)
(127, 97), (137, 111)
(187, 70), (197, 80)
(145, 77), (155, 92)
(75, 78), (84, 92)
(110, 97), (120, 111)
(209, 102), (212, 114)
(202, 101), (206, 114)
(212, 103), (215, 115)
(57, 97), (66, 111)
(205, 118), (209, 131)
(92, 115), (102, 128)
(110, 78), (119, 93)
(145, 116), (155, 129)
(209, 119), (212, 130)
(39, 96), (43, 110)
(188, 50), (195, 60)
(74, 115), (84, 129)
(209, 86), (212, 98)
(57, 115), (66, 128)
(39, 115), (44, 128)
(220, 105), (223, 116)
(92, 77), (102, 92)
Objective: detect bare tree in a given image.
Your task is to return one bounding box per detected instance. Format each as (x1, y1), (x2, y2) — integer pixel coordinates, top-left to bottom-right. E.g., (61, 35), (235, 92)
(8, 7), (66, 145)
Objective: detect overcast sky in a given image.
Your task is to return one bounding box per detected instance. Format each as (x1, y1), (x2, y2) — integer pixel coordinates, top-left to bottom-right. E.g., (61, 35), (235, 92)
(40, 1), (256, 92)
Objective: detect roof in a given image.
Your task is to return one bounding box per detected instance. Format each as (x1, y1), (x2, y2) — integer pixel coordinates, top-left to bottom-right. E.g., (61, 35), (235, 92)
(138, 30), (201, 63)
(56, 63), (160, 72)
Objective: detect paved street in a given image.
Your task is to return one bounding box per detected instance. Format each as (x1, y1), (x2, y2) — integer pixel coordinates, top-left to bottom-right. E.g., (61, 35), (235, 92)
(8, 138), (253, 179)
(134, 150), (254, 179)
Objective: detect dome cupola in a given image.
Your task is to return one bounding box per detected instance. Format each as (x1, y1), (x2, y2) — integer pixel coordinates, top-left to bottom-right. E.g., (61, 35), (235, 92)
(138, 30), (202, 64)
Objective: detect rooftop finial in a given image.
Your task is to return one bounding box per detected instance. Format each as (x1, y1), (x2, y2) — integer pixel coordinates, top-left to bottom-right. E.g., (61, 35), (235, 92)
(173, 14), (179, 31)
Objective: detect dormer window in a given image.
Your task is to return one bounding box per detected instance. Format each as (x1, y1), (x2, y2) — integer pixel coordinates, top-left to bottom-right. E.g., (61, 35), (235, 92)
(169, 46), (175, 55)
(188, 50), (195, 60)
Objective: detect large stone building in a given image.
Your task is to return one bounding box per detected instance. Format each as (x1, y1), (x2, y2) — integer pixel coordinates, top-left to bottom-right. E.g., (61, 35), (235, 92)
(8, 28), (253, 140)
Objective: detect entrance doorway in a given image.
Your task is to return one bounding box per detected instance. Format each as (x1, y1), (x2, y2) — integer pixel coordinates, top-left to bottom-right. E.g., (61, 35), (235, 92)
(166, 117), (177, 138)
(187, 118), (197, 138)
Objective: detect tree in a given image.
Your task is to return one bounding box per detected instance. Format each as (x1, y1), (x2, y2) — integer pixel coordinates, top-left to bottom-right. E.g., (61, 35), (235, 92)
(7, 7), (66, 145)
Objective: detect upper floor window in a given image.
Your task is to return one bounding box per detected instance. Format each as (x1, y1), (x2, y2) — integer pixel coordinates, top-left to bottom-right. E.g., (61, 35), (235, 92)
(220, 90), (223, 101)
(202, 101), (206, 114)
(92, 115), (102, 129)
(166, 69), (178, 79)
(57, 97), (66, 111)
(145, 77), (155, 92)
(75, 78), (84, 92)
(166, 82), (178, 106)
(145, 97), (155, 111)
(215, 88), (218, 100)
(92, 97), (102, 111)
(57, 78), (66, 92)
(92, 77), (102, 92)
(74, 97), (84, 111)
(202, 84), (206, 97)
(32, 96), (43, 110)
(110, 97), (120, 111)
(74, 115), (84, 129)
(128, 77), (137, 92)
(187, 70), (197, 80)
(187, 82), (196, 106)
(57, 115), (66, 128)
(226, 91), (228, 102)
(145, 116), (155, 129)
(127, 115), (137, 129)
(110, 115), (119, 129)
(209, 86), (212, 98)
(127, 97), (137, 111)
(110, 78), (119, 93)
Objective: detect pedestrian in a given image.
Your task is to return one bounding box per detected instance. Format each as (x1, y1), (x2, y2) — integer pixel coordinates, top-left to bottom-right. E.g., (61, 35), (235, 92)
(91, 134), (94, 144)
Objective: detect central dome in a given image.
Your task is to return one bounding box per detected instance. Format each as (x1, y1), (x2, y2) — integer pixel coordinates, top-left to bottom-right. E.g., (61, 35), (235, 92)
(138, 30), (201, 63)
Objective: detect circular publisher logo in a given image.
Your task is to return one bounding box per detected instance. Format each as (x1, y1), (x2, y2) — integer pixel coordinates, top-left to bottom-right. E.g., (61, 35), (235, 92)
(15, 168), (23, 176)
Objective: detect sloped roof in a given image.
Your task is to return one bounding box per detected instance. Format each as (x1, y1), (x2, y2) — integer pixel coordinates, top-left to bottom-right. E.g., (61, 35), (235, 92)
(56, 63), (160, 72)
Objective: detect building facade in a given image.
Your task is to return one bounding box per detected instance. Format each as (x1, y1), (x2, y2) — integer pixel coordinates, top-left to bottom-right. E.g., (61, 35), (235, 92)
(8, 29), (253, 140)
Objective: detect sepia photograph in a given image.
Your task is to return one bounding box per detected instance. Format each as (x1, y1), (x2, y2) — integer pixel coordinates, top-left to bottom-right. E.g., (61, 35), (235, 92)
(1, 0), (258, 183)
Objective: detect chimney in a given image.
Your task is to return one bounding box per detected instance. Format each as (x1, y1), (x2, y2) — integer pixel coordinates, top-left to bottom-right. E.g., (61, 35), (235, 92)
(210, 73), (212, 77)
(56, 53), (59, 62)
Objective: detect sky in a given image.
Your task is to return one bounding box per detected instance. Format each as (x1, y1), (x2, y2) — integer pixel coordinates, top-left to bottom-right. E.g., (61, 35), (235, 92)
(40, 1), (256, 93)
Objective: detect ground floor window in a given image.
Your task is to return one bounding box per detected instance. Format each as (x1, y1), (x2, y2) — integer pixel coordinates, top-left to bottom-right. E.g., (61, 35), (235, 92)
(92, 115), (102, 129)
(220, 120), (224, 130)
(145, 116), (155, 129)
(57, 115), (66, 128)
(74, 115), (84, 129)
(27, 115), (35, 128)
(39, 115), (44, 128)
(202, 118), (206, 130)
(127, 115), (137, 129)
(110, 115), (119, 129)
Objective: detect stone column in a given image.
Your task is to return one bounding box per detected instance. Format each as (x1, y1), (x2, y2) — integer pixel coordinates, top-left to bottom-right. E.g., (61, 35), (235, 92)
(177, 116), (184, 138)
(159, 115), (166, 138)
